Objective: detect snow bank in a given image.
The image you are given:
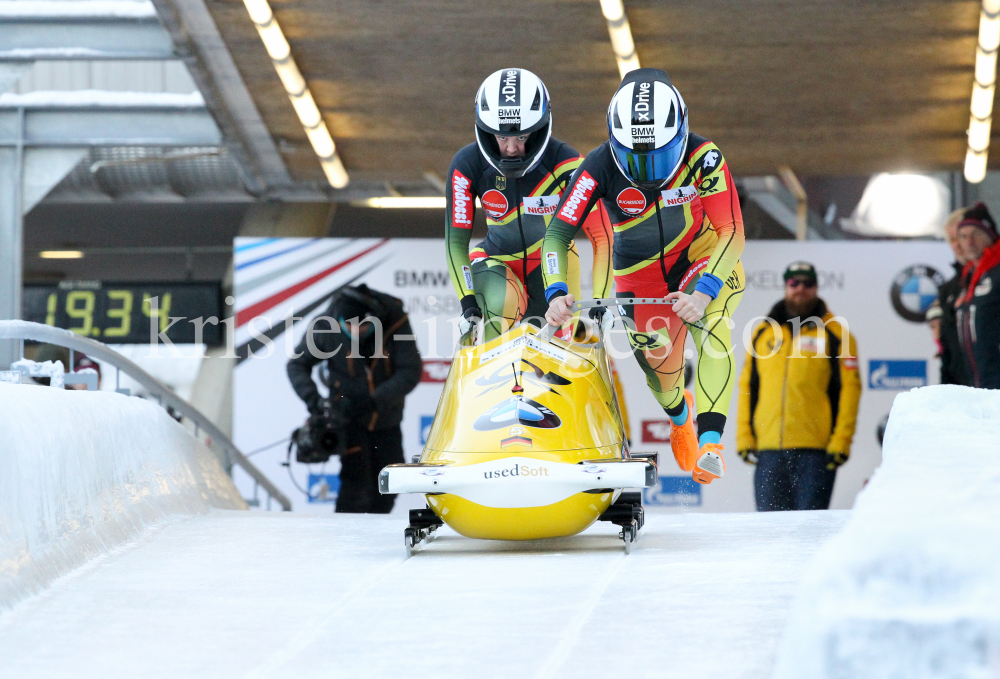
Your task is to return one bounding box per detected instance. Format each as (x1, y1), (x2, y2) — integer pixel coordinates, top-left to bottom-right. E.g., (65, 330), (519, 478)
(0, 384), (245, 610)
(772, 385), (1000, 679)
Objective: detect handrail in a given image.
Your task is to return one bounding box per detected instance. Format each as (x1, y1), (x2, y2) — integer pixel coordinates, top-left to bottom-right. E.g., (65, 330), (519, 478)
(0, 320), (291, 511)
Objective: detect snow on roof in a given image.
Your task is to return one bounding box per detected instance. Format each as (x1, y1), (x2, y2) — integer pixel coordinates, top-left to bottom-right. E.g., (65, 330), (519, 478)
(0, 90), (204, 107)
(0, 0), (157, 19)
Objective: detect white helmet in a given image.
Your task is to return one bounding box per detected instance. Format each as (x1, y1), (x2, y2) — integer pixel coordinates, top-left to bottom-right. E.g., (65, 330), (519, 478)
(607, 68), (689, 190)
(475, 68), (552, 178)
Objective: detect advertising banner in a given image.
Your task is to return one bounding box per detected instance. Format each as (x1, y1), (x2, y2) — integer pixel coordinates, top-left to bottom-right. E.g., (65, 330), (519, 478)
(233, 238), (953, 513)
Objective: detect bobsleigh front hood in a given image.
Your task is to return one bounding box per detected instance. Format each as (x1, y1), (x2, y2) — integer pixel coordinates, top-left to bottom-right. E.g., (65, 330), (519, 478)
(423, 326), (623, 456)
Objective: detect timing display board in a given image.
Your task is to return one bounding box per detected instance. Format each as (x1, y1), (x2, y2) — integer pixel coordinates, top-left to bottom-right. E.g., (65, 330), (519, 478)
(24, 281), (223, 345)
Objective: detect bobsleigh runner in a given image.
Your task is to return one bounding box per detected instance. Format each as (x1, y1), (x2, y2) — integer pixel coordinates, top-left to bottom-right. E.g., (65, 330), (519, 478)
(380, 299), (670, 557)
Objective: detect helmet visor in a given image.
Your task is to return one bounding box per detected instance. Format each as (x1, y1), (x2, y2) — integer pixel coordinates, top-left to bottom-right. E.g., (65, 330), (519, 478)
(611, 132), (687, 188)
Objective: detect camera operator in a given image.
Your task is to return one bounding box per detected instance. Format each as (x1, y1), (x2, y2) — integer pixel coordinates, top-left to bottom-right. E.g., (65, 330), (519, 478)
(287, 284), (422, 513)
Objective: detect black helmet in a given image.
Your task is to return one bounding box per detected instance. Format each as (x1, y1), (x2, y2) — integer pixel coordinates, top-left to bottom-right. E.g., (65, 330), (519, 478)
(607, 68), (689, 191)
(474, 68), (552, 179)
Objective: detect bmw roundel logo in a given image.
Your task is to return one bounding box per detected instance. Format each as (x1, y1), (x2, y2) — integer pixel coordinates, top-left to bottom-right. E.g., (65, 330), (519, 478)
(890, 265), (945, 323)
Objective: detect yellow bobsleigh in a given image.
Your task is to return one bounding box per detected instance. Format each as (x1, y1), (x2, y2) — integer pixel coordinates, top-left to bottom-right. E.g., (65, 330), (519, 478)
(379, 314), (657, 556)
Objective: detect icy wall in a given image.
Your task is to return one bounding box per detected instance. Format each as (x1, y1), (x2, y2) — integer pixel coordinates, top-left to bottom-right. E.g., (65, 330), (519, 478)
(0, 384), (245, 610)
(772, 385), (1000, 679)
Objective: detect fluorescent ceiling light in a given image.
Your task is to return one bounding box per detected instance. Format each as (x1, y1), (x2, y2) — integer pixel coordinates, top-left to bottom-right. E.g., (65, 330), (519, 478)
(355, 197), (447, 209)
(600, 0), (640, 78)
(241, 0), (348, 188)
(965, 0), (1000, 183)
(842, 174), (950, 237)
(39, 250), (84, 259)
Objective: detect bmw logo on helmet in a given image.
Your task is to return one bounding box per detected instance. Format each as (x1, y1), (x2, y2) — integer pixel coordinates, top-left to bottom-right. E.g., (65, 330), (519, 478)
(890, 265), (945, 323)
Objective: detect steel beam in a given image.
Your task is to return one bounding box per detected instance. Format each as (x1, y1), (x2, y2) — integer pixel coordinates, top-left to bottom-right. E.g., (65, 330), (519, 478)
(0, 106), (221, 147)
(0, 20), (174, 60)
(0, 1), (173, 60)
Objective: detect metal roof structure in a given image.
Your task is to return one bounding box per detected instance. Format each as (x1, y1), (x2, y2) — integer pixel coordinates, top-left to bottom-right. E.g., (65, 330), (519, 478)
(155, 0), (989, 197)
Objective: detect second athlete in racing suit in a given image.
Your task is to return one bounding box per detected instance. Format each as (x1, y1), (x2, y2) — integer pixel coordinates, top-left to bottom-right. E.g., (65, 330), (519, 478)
(543, 68), (745, 485)
(446, 68), (611, 341)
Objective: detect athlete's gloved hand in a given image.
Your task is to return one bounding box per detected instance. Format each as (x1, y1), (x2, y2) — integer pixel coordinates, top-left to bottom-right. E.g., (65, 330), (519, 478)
(825, 450), (849, 470)
(545, 292), (575, 327)
(458, 304), (482, 337)
(588, 305), (609, 323)
(665, 290), (711, 323)
(738, 449), (759, 465)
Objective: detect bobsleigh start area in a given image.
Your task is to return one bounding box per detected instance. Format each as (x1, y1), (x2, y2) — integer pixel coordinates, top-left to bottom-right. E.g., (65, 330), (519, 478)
(380, 322), (656, 555)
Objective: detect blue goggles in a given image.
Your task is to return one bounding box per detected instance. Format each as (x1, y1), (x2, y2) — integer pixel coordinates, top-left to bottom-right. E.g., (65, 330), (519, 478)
(609, 120), (689, 190)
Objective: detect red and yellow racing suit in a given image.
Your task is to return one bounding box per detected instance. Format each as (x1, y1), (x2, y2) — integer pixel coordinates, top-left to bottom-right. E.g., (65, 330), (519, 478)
(542, 133), (745, 435)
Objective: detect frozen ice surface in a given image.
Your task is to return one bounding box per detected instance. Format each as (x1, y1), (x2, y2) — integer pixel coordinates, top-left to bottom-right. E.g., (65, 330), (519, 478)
(0, 509), (846, 679)
(772, 385), (1000, 679)
(0, 383), (244, 611)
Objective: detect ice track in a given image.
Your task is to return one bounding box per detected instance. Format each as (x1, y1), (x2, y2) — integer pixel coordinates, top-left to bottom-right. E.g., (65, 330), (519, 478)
(0, 509), (846, 679)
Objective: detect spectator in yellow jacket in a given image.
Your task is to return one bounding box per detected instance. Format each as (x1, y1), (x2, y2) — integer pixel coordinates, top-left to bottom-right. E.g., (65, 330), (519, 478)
(737, 262), (861, 511)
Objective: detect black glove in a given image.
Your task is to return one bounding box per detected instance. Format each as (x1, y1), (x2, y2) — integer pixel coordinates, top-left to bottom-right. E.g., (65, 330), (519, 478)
(826, 451), (849, 470)
(588, 305), (607, 322)
(738, 449), (759, 465)
(460, 295), (482, 321)
(462, 305), (482, 324)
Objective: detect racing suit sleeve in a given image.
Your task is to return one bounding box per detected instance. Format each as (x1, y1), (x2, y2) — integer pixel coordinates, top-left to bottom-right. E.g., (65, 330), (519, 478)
(445, 154), (479, 309)
(549, 143), (613, 300)
(688, 142), (745, 300)
(828, 324), (861, 455)
(579, 201), (614, 299)
(542, 158), (608, 301)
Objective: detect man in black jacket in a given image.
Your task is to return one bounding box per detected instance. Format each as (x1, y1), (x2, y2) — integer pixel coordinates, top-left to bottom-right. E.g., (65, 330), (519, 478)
(955, 203), (1000, 389)
(937, 208), (970, 385)
(287, 284), (422, 513)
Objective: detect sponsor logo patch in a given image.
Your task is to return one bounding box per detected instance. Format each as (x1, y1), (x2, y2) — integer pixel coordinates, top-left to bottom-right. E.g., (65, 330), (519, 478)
(661, 185), (697, 207)
(616, 187), (647, 215)
(524, 195), (559, 216)
(451, 171), (473, 228)
(546, 252), (559, 275)
(868, 360), (927, 390)
(481, 189), (509, 218)
(558, 171), (597, 225)
(462, 265), (473, 290)
(702, 149), (720, 169)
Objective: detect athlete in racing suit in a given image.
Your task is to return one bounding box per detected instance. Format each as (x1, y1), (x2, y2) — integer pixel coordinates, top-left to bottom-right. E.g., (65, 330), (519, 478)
(446, 68), (611, 341)
(543, 68), (744, 485)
